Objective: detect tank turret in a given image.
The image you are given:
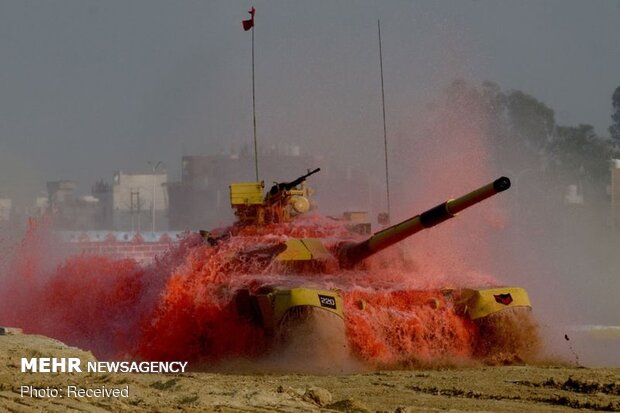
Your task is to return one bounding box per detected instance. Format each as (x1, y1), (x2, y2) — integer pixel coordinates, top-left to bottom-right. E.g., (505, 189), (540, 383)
(227, 176), (512, 269)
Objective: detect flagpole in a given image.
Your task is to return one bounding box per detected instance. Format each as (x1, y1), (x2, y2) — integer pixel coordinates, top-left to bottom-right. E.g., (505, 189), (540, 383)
(251, 19), (259, 181)
(378, 19), (391, 223)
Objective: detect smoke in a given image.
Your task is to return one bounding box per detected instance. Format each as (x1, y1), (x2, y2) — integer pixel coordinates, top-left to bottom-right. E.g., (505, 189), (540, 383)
(0, 2), (617, 369)
(7, 73), (617, 367)
(379, 79), (620, 367)
(0, 212), (541, 370)
(0, 219), (200, 359)
(267, 308), (363, 374)
(0, 80), (550, 369)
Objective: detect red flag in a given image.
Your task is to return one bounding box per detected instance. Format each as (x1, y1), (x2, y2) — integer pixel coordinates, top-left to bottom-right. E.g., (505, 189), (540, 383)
(242, 7), (255, 31)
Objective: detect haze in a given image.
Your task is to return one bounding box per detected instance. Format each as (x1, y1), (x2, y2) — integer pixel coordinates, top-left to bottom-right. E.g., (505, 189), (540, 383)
(0, 0), (619, 203)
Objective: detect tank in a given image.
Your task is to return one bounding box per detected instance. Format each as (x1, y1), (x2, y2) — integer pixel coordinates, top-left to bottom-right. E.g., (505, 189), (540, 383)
(188, 169), (538, 366)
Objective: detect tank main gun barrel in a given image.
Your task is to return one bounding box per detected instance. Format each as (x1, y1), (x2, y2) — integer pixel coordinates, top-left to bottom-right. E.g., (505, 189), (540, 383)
(337, 176), (511, 268)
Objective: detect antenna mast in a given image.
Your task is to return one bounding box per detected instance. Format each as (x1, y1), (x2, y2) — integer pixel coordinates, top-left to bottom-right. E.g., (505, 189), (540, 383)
(378, 19), (391, 223)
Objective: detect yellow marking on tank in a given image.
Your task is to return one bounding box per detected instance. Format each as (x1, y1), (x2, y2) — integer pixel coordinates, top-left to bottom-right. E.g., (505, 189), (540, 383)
(459, 287), (531, 320)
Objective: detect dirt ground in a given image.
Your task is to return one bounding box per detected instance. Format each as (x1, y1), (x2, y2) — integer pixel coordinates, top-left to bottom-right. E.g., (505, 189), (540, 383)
(0, 334), (618, 412)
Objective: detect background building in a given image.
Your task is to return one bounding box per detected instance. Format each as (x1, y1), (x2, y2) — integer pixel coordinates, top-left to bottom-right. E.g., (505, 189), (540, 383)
(166, 146), (373, 230)
(108, 171), (168, 232)
(0, 198), (11, 223)
(46, 180), (101, 230)
(167, 147), (318, 229)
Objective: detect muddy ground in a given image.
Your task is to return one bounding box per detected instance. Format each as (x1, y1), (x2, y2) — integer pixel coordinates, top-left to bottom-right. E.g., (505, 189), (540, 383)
(0, 334), (618, 412)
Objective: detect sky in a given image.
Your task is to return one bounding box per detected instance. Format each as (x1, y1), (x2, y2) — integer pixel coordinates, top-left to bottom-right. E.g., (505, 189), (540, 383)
(0, 0), (619, 203)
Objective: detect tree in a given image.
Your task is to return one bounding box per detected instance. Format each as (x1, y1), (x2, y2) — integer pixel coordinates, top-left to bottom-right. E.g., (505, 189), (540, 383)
(437, 79), (613, 193)
(503, 90), (555, 151)
(551, 124), (612, 189)
(610, 86), (620, 144)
